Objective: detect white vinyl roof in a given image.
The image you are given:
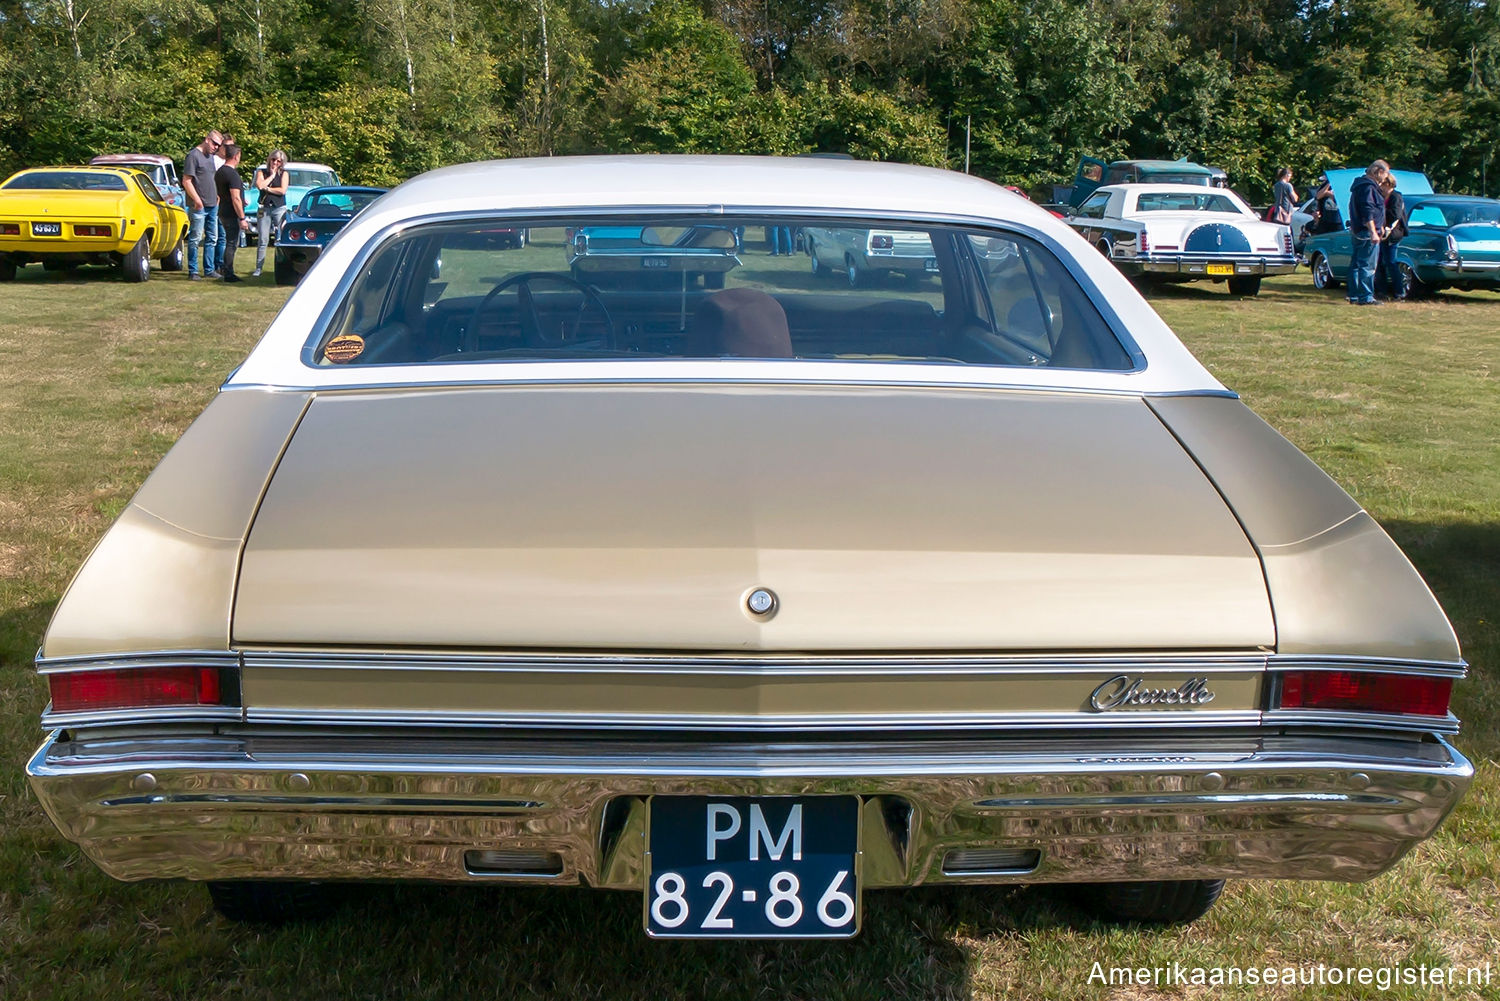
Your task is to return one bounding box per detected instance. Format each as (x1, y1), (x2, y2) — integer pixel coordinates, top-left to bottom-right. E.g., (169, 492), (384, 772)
(226, 155), (1227, 396)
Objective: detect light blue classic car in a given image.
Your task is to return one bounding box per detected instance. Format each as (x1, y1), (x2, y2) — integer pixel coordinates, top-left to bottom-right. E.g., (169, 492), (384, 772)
(1300, 167), (1443, 294)
(246, 161), (341, 244)
(1307, 193), (1500, 298)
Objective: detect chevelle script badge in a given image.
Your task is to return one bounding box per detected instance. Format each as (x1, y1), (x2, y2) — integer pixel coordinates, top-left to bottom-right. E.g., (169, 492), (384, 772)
(1088, 675), (1216, 711)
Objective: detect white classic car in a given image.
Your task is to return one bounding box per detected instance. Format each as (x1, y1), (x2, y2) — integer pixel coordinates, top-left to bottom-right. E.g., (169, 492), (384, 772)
(28, 156), (1468, 937)
(802, 225), (938, 285)
(1066, 184), (1296, 295)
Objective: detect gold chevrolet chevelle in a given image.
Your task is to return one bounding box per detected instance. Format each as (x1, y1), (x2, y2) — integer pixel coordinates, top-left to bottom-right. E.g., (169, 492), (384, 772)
(28, 156), (1471, 937)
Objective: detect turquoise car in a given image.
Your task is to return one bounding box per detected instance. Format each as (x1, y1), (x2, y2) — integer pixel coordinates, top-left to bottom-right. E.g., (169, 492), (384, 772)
(245, 161), (340, 244)
(1306, 192), (1500, 298)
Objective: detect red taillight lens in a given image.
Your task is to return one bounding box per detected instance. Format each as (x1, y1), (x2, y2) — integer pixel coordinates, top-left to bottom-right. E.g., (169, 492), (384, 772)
(0, 223), (19, 235)
(870, 234), (893, 250)
(49, 667), (229, 713)
(1283, 231), (1294, 254)
(1138, 232), (1149, 254)
(1277, 671), (1453, 717)
(75, 224), (111, 237)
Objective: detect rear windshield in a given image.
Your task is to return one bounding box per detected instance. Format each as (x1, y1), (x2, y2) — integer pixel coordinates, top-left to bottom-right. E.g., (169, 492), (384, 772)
(289, 169), (338, 187)
(313, 216), (1134, 371)
(1134, 192), (1243, 214)
(1406, 199), (1500, 229)
(3, 171), (127, 191)
(301, 190), (383, 218)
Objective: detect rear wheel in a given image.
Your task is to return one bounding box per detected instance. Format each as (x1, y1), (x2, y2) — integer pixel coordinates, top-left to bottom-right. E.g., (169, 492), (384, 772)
(845, 254), (862, 287)
(160, 239), (184, 272)
(1227, 276), (1262, 296)
(207, 881), (334, 924)
(1084, 879), (1225, 925)
(120, 236), (150, 283)
(1399, 262), (1432, 299)
(1310, 253), (1338, 290)
(808, 239), (830, 277)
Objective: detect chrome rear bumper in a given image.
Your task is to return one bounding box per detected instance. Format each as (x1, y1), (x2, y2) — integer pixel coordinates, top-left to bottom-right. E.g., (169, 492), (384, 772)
(27, 729), (1471, 888)
(1130, 254), (1298, 277)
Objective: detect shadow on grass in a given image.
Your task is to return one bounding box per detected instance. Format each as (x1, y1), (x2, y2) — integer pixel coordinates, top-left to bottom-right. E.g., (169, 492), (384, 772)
(204, 881), (1097, 999)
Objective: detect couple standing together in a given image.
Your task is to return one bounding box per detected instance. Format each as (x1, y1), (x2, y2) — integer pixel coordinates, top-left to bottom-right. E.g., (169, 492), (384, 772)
(1346, 160), (1406, 305)
(1273, 162), (1406, 304)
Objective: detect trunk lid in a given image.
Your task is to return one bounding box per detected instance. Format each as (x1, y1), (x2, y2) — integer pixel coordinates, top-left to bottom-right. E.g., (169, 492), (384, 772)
(233, 384), (1273, 653)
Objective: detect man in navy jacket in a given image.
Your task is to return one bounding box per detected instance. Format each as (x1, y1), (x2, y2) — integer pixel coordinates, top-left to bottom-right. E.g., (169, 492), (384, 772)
(1346, 161), (1390, 305)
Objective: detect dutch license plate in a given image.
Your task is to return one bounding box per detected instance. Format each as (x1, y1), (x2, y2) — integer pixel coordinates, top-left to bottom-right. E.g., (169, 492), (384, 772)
(32, 222), (61, 236)
(925, 258), (940, 272)
(1206, 263), (1235, 275)
(640, 256), (670, 269)
(646, 796), (860, 938)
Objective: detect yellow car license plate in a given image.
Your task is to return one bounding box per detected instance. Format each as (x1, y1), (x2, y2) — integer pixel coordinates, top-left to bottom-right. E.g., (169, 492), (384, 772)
(1206, 263), (1235, 276)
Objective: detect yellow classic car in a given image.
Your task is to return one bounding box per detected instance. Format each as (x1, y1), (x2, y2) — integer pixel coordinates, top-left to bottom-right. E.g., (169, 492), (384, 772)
(0, 165), (189, 282)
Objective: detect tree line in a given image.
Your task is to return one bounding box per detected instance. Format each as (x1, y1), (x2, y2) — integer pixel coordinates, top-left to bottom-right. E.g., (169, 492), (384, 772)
(2, 0), (1497, 202)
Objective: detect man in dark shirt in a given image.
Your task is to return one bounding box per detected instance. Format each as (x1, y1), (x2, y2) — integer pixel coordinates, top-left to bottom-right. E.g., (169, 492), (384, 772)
(182, 130), (222, 280)
(214, 144), (249, 283)
(1346, 161), (1389, 305)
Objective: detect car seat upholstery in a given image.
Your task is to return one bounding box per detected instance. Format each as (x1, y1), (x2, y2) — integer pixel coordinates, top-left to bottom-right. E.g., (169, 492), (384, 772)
(689, 287), (794, 358)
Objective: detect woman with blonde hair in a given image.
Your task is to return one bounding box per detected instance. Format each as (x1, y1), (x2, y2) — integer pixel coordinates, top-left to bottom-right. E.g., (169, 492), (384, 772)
(252, 149), (290, 278)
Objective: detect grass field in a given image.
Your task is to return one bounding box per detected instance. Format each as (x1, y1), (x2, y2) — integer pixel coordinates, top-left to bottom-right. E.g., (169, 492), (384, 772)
(1, 256), (1497, 1000)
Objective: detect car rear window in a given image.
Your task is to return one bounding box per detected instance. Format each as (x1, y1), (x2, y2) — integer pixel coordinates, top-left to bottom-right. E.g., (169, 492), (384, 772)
(289, 169), (338, 187)
(312, 216), (1134, 372)
(1134, 192), (1243, 214)
(3, 171), (128, 191)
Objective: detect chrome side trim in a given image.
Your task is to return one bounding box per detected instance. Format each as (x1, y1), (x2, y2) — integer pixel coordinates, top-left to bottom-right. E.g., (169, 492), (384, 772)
(1266, 655), (1468, 679)
(35, 650), (240, 674)
(43, 706), (243, 729)
(235, 650), (1272, 676)
(241, 706), (1267, 731)
(38, 649), (1465, 677)
(1264, 709), (1461, 735)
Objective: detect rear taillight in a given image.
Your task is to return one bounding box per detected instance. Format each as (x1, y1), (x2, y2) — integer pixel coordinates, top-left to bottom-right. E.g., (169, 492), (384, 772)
(1138, 232), (1149, 255)
(0, 223), (18, 235)
(1283, 230), (1294, 254)
(1276, 670), (1453, 717)
(75, 224), (110, 237)
(49, 666), (234, 714)
(870, 234), (893, 250)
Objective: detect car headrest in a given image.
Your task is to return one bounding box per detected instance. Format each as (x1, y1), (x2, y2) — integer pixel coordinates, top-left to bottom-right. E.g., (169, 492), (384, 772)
(689, 287), (794, 359)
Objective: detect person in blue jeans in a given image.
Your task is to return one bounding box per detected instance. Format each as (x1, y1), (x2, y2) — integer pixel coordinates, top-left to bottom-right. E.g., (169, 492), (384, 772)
(1345, 160), (1389, 305)
(768, 225), (793, 256)
(181, 130), (223, 279)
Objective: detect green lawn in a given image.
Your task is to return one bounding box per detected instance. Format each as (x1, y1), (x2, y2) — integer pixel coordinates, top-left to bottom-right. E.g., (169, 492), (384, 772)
(1, 262), (1496, 1000)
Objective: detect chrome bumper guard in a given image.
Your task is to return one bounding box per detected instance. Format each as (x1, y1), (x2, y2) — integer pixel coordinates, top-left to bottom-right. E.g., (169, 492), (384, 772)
(1436, 259), (1500, 274)
(1131, 254), (1298, 277)
(28, 729), (1471, 887)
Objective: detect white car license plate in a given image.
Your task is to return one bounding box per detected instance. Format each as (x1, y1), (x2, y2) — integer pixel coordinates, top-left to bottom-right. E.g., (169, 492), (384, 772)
(32, 222), (61, 236)
(645, 796), (860, 938)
